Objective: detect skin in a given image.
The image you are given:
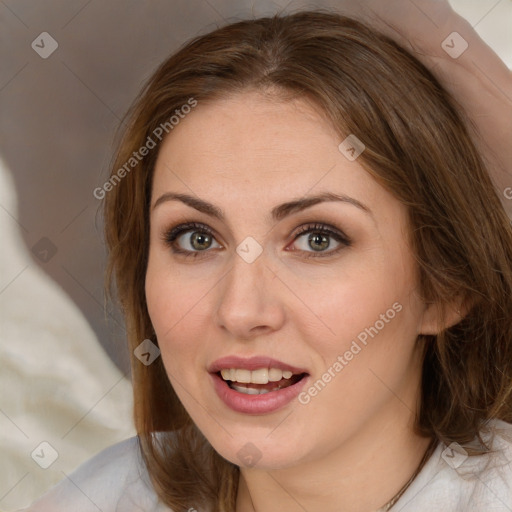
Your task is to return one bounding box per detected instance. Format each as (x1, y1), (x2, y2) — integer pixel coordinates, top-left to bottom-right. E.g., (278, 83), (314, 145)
(145, 90), (458, 512)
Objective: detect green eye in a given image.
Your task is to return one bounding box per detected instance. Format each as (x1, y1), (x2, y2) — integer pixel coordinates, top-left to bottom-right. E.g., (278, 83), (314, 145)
(289, 222), (351, 258)
(162, 221), (351, 259)
(163, 222), (220, 258)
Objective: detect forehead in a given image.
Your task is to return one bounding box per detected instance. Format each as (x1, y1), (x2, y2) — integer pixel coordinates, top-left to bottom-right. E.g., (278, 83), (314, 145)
(158, 91), (336, 163)
(153, 92), (368, 191)
(150, 90), (405, 234)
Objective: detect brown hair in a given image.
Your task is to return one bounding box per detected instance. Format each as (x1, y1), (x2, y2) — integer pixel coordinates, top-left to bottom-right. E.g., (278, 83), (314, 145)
(104, 9), (512, 511)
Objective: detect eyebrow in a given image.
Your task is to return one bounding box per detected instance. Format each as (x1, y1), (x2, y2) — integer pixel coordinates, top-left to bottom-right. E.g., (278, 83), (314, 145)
(152, 191), (372, 222)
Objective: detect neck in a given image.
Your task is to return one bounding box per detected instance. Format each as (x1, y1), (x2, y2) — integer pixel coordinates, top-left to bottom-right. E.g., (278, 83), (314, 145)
(235, 390), (432, 512)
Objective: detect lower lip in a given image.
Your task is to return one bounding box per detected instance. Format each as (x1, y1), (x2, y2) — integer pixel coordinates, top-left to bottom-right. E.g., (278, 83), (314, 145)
(210, 372), (309, 414)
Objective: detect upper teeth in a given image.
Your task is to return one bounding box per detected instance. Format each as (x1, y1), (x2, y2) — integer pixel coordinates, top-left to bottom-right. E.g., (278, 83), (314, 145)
(220, 368), (294, 384)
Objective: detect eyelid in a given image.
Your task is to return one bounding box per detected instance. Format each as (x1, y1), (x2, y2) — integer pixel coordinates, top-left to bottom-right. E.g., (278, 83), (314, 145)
(162, 221), (217, 244)
(293, 222), (351, 245)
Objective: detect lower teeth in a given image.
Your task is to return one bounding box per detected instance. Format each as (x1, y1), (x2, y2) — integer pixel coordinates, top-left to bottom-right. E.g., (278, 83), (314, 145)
(230, 383), (282, 395)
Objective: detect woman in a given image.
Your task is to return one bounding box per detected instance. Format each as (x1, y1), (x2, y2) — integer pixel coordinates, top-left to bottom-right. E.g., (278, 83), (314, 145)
(22, 3), (512, 512)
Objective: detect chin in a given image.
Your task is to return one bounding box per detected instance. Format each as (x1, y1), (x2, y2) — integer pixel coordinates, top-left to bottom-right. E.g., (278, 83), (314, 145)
(203, 430), (308, 471)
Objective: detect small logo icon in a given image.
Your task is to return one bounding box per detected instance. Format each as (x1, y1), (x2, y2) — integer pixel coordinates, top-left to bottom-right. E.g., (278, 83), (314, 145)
(31, 441), (59, 469)
(31, 32), (59, 59)
(236, 442), (262, 467)
(338, 134), (365, 161)
(441, 32), (468, 59)
(236, 236), (263, 264)
(31, 237), (57, 262)
(441, 442), (468, 469)
(134, 338), (161, 365)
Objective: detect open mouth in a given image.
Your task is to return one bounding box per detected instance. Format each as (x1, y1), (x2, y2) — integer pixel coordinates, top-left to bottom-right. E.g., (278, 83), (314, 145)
(210, 362), (311, 413)
(217, 369), (308, 395)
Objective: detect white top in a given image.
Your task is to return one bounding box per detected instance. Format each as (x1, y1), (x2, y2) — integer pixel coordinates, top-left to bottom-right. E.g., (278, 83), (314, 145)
(19, 419), (512, 512)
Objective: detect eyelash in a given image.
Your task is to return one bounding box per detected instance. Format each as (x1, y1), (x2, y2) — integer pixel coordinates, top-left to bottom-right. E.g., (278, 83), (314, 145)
(162, 221), (352, 259)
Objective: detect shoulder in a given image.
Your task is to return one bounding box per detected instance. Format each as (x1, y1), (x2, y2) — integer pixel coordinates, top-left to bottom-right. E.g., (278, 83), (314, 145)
(396, 419), (512, 511)
(18, 437), (174, 512)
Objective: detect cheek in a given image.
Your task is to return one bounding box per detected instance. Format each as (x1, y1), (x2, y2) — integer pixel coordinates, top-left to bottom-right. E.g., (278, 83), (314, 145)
(291, 270), (422, 444)
(301, 252), (422, 404)
(145, 252), (181, 348)
(145, 253), (217, 374)
(289, 245), (418, 358)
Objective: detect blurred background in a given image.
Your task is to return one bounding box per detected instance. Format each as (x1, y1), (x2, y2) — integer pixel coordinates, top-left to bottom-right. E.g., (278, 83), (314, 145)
(0, 0), (510, 510)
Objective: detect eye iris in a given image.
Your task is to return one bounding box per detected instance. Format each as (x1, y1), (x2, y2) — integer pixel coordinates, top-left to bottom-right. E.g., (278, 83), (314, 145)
(191, 232), (212, 250)
(309, 233), (329, 251)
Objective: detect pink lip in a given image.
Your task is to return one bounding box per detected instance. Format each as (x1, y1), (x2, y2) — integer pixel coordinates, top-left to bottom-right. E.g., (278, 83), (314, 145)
(208, 355), (309, 374)
(210, 372), (310, 415)
(208, 356), (310, 414)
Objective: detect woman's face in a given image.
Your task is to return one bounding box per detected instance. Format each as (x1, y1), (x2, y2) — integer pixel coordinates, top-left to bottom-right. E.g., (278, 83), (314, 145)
(145, 90), (433, 469)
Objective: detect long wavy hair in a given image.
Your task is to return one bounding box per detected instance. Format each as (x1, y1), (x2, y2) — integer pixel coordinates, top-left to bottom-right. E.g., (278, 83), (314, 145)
(103, 9), (512, 512)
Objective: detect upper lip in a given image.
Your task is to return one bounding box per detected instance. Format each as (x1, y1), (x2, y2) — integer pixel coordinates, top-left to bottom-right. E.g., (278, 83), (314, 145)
(208, 356), (309, 375)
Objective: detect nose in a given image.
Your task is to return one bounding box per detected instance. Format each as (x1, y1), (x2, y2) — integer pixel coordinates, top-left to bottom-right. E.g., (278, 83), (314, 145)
(214, 249), (286, 340)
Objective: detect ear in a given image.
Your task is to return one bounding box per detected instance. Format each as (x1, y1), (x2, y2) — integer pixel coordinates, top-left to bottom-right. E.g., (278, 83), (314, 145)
(419, 298), (467, 335)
